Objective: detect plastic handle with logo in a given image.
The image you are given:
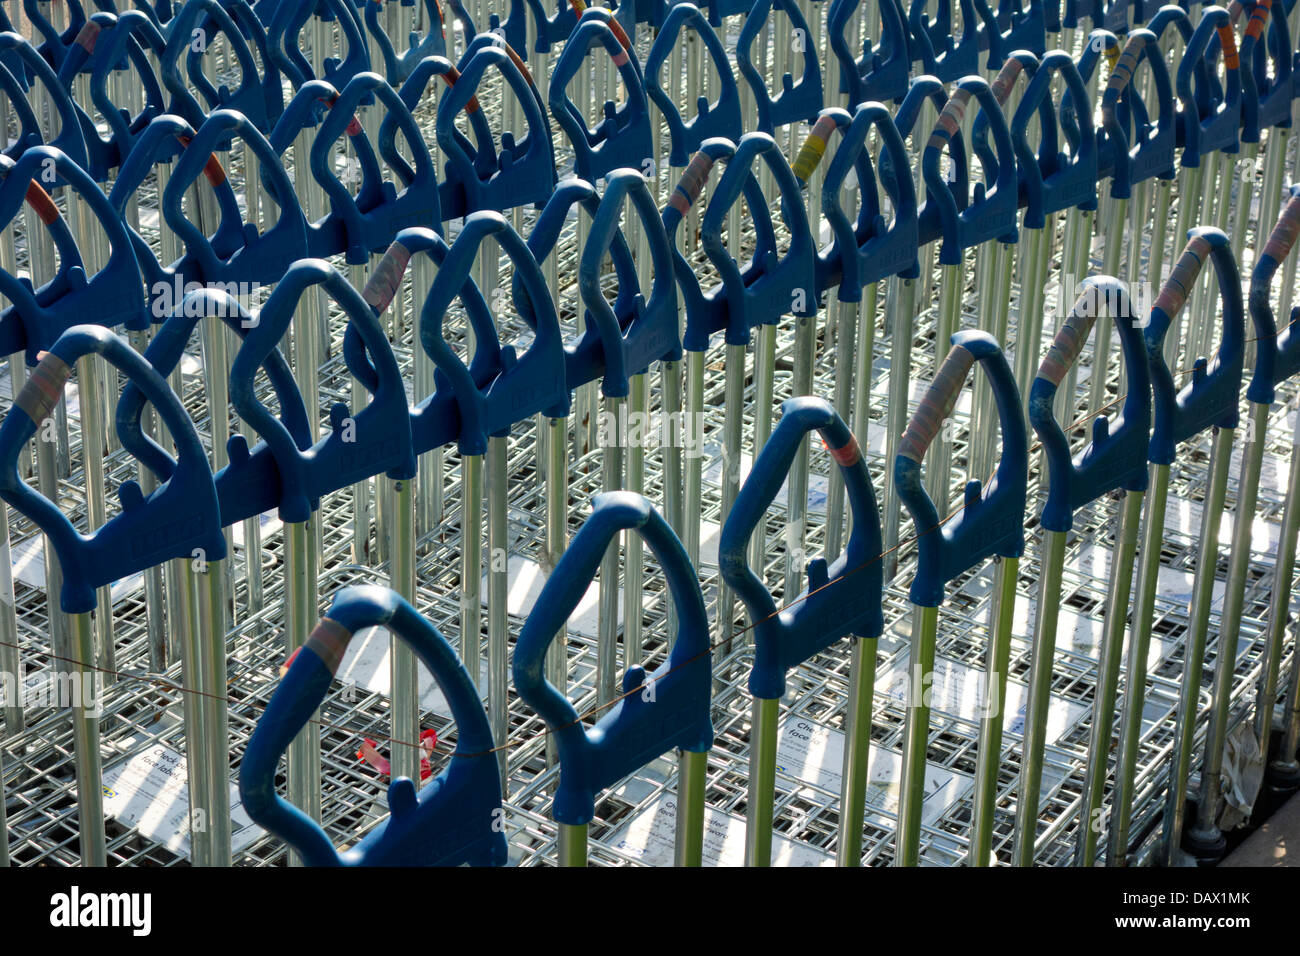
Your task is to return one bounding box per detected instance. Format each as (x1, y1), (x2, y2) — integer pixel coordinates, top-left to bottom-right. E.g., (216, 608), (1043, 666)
(1248, 185), (1300, 403)
(241, 584), (509, 866)
(1011, 50), (1098, 223)
(1145, 227), (1244, 464)
(114, 288), (312, 529)
(82, 11), (170, 167)
(662, 137), (742, 352)
(908, 0), (996, 79)
(1239, 0), (1292, 140)
(311, 73), (441, 263)
(1176, 6), (1242, 164)
(0, 32), (90, 171)
(578, 169), (679, 398)
(1030, 278), (1152, 532)
(719, 398), (885, 699)
(354, 227), (494, 457)
(894, 330), (1028, 607)
(1098, 29), (1176, 194)
(0, 325), (226, 614)
(23, 0), (88, 71)
(550, 14), (654, 182)
(436, 44), (556, 219)
(880, 76), (970, 249)
(269, 0), (368, 93)
(736, 0), (824, 133)
(513, 491), (714, 826)
(0, 148), (145, 363)
(822, 102), (920, 301)
(365, 0), (446, 83)
(419, 213), (568, 454)
(163, 109), (310, 287)
(924, 77), (1020, 264)
(230, 260), (417, 522)
(160, 0), (282, 131)
(829, 0), (911, 106)
(701, 132), (818, 343)
(645, 4), (741, 167)
(514, 178), (639, 393)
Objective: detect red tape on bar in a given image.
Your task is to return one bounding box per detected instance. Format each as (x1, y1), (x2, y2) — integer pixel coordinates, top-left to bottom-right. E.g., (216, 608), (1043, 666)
(669, 151), (714, 216)
(304, 617), (353, 677)
(441, 66), (481, 114)
(1037, 306), (1099, 387)
(24, 181), (60, 225)
(362, 240), (412, 313)
(825, 434), (862, 467)
(990, 58), (1024, 106)
(898, 344), (974, 463)
(1153, 234), (1213, 320)
(1245, 0), (1271, 40)
(175, 134), (228, 187)
(15, 351), (71, 425)
(1262, 192), (1300, 264)
(74, 20), (100, 53)
(928, 89), (971, 152)
(1218, 24), (1240, 70)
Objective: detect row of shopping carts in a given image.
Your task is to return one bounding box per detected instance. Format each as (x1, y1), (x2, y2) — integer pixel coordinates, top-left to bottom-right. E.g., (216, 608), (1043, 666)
(0, 0), (1297, 867)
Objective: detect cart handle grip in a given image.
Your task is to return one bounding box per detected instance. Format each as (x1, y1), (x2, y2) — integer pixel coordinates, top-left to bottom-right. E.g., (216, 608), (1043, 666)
(718, 397), (884, 699)
(1248, 184), (1300, 403)
(512, 492), (713, 826)
(0, 326), (226, 613)
(240, 584), (508, 867)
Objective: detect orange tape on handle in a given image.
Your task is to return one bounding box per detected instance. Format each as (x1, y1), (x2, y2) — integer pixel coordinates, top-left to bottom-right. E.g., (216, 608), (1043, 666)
(1218, 23), (1240, 70)
(1262, 191), (1300, 264)
(1153, 234), (1214, 320)
(1106, 33), (1145, 95)
(361, 240), (412, 313)
(15, 351), (71, 424)
(668, 150), (714, 216)
(1037, 304), (1099, 387)
(441, 66), (481, 114)
(990, 57), (1024, 106)
(927, 88), (971, 152)
(24, 181), (60, 226)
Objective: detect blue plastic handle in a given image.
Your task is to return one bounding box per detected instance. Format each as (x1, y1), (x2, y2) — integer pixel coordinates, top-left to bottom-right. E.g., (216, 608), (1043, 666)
(661, 137), (741, 351)
(1248, 185), (1300, 403)
(701, 132), (818, 343)
(365, 0), (446, 83)
(923, 77), (1020, 264)
(241, 584), (509, 866)
(719, 397), (884, 699)
(909, 0), (1001, 79)
(822, 102), (920, 301)
(1145, 227), (1244, 464)
(1029, 277), (1152, 532)
(880, 75), (970, 249)
(164, 109), (310, 286)
(160, 0), (283, 131)
(971, 51), (1040, 217)
(1097, 29), (1176, 194)
(114, 287), (312, 529)
(517, 0), (578, 53)
(1176, 6), (1242, 165)
(0, 32), (90, 172)
(354, 227), (497, 456)
(310, 73), (441, 263)
(578, 170), (679, 396)
(513, 491), (713, 826)
(0, 148), (144, 363)
(55, 13), (131, 181)
(992, 0), (1047, 55)
(1063, 0), (1102, 29)
(829, 0), (911, 105)
(393, 56), (496, 186)
(0, 326), (226, 614)
(1239, 0), (1292, 141)
(894, 330), (1028, 607)
(736, 0), (824, 132)
(515, 177), (640, 394)
(1011, 50), (1098, 224)
(268, 0), (368, 92)
(24, 0), (89, 71)
(645, 5), (741, 167)
(436, 44), (556, 218)
(0, 61), (43, 165)
(550, 13), (654, 181)
(81, 12), (170, 166)
(419, 213), (568, 453)
(230, 260), (417, 522)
